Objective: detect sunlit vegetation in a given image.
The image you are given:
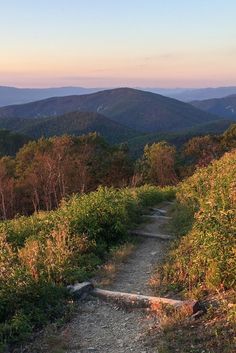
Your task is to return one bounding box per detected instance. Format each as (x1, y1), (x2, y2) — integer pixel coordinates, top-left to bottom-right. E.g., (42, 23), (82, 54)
(179, 123), (236, 177)
(136, 141), (178, 186)
(133, 123), (236, 185)
(155, 297), (235, 353)
(0, 124), (235, 221)
(150, 148), (236, 353)
(160, 149), (236, 294)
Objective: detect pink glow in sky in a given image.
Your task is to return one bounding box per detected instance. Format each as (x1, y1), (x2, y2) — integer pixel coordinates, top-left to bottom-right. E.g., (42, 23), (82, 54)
(1, 0), (236, 88)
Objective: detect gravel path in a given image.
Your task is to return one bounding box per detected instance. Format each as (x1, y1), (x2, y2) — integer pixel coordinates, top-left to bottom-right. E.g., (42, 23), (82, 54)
(55, 202), (172, 353)
(31, 202), (172, 353)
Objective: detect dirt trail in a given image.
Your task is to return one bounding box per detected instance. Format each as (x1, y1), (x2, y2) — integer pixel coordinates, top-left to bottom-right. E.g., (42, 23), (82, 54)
(44, 202), (172, 353)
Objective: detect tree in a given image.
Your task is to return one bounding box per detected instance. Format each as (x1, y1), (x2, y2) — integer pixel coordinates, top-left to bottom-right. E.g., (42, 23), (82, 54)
(16, 138), (54, 212)
(140, 141), (178, 186)
(183, 135), (221, 169)
(14, 133), (124, 214)
(103, 144), (133, 187)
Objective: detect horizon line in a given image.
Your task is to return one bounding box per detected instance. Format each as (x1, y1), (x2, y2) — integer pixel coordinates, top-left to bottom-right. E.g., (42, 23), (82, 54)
(1, 84), (236, 90)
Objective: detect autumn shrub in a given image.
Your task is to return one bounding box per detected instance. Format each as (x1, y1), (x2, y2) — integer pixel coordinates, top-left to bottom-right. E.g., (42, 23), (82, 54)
(161, 150), (236, 295)
(0, 185), (175, 350)
(18, 224), (91, 284)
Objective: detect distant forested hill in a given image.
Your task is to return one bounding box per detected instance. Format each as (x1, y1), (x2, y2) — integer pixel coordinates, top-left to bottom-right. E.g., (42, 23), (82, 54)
(0, 88), (220, 133)
(191, 94), (236, 120)
(125, 119), (233, 157)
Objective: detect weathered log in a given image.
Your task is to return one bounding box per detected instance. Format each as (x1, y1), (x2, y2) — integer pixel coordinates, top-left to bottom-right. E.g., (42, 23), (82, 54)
(92, 288), (199, 314)
(129, 230), (173, 240)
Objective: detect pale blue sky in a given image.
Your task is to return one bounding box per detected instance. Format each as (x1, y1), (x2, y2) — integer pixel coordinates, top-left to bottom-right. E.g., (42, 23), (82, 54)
(0, 0), (235, 87)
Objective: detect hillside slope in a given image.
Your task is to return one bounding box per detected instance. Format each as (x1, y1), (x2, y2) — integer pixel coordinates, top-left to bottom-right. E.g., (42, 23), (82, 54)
(191, 94), (236, 120)
(0, 88), (220, 133)
(0, 111), (138, 144)
(0, 129), (30, 156)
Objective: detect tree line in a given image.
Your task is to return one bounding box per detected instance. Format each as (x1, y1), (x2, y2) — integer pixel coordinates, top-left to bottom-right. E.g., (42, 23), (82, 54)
(0, 133), (132, 219)
(0, 124), (235, 220)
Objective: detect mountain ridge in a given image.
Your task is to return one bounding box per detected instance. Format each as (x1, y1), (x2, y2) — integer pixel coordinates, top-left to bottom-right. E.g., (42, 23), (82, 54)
(191, 94), (236, 120)
(0, 87), (221, 134)
(1, 85), (236, 106)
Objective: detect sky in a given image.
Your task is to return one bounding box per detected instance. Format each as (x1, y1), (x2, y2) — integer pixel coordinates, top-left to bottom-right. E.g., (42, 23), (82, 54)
(0, 0), (236, 88)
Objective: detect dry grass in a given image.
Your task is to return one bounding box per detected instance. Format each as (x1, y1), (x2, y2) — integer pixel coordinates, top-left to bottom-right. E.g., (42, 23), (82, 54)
(16, 241), (138, 353)
(151, 292), (236, 353)
(153, 304), (194, 329)
(149, 255), (236, 353)
(148, 242), (236, 352)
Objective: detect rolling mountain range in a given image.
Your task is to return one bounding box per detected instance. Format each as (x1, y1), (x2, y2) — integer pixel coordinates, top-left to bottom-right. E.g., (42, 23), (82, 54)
(0, 88), (221, 134)
(1, 85), (236, 107)
(0, 88), (234, 155)
(191, 94), (236, 120)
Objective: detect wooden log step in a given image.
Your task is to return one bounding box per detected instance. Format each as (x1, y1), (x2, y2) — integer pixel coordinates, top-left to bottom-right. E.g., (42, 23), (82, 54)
(129, 230), (173, 240)
(92, 288), (199, 314)
(142, 214), (172, 220)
